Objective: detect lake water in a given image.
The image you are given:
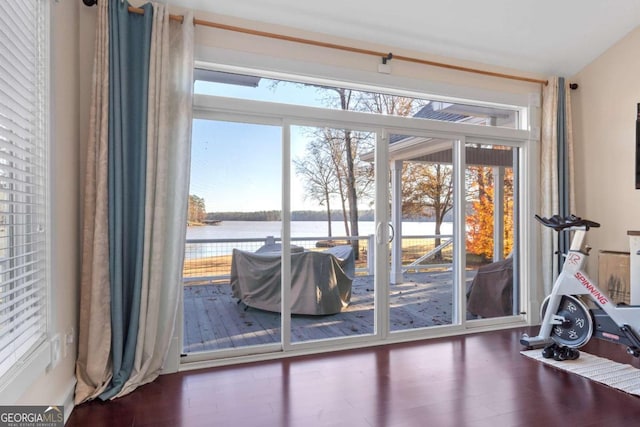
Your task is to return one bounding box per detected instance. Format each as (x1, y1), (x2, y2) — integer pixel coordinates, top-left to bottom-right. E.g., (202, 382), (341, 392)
(185, 220), (452, 259)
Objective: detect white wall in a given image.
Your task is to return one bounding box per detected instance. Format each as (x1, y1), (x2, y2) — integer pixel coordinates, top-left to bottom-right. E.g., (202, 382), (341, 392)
(572, 26), (640, 273)
(191, 9), (543, 102)
(17, 0), (80, 413)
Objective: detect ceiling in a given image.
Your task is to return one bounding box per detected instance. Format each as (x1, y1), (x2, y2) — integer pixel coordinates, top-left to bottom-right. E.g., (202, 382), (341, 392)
(174, 0), (640, 77)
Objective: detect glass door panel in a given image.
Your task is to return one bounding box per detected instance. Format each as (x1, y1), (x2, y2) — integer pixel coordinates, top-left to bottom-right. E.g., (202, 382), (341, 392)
(182, 119), (282, 354)
(388, 137), (457, 332)
(465, 142), (519, 319)
(288, 125), (376, 343)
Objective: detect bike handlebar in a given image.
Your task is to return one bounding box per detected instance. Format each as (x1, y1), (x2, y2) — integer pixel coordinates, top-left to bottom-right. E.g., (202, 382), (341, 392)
(535, 214), (600, 231)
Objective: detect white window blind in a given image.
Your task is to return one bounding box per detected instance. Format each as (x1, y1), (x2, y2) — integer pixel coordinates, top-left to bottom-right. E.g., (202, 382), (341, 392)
(0, 1), (49, 379)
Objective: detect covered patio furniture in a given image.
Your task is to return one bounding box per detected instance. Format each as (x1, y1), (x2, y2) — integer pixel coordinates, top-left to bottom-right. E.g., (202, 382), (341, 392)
(255, 243), (304, 254)
(230, 245), (354, 315)
(467, 257), (513, 318)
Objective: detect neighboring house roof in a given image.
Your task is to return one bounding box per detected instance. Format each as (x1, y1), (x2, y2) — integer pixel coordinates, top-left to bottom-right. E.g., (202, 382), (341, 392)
(413, 103), (468, 122)
(389, 103), (469, 143)
(384, 103), (513, 167)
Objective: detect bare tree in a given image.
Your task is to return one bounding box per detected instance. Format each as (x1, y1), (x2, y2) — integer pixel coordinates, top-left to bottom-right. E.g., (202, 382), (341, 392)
(323, 128), (351, 235)
(293, 83), (439, 260)
(402, 162), (454, 259)
(333, 89), (361, 252)
(293, 139), (338, 236)
(358, 92), (424, 116)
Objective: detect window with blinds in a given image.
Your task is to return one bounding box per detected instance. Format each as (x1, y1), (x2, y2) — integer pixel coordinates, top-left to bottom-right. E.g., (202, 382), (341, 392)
(0, 1), (49, 379)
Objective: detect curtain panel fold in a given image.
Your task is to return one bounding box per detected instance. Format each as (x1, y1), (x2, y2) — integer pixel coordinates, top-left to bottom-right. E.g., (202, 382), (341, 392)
(76, 0), (194, 403)
(75, 0), (112, 403)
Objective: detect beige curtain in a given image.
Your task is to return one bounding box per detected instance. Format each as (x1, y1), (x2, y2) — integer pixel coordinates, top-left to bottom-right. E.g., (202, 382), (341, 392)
(115, 5), (194, 398)
(75, 0), (113, 403)
(539, 77), (575, 297)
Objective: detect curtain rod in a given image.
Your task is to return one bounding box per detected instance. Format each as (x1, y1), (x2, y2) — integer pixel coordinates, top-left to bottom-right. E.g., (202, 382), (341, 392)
(124, 5), (548, 86)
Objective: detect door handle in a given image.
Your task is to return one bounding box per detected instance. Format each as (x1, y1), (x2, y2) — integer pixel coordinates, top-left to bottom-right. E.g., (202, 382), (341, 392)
(376, 222), (394, 244)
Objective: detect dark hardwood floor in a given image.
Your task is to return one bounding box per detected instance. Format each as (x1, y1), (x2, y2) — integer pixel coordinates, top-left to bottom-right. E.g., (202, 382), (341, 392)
(66, 327), (640, 427)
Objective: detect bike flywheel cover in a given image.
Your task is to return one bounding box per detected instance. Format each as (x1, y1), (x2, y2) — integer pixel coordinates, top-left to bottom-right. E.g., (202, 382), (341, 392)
(540, 295), (593, 348)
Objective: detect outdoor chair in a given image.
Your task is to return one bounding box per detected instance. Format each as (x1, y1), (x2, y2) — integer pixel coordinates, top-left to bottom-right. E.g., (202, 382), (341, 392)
(467, 257), (513, 318)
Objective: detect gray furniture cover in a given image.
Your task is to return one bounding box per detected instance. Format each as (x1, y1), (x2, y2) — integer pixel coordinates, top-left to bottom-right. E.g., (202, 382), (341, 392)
(467, 257), (513, 317)
(230, 245), (355, 315)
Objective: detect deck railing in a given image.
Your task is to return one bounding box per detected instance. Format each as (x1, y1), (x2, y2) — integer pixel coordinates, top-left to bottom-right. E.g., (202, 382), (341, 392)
(183, 234), (453, 283)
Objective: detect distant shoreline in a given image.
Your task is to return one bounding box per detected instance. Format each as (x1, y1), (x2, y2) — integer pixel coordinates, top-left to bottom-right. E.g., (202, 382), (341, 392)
(204, 212), (447, 223)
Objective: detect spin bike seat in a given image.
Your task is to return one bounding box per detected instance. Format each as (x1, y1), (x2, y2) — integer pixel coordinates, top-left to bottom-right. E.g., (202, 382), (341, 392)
(535, 214), (600, 231)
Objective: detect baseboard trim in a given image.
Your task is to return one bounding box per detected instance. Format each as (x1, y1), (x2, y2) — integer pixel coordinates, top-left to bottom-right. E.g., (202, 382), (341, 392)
(62, 377), (76, 424)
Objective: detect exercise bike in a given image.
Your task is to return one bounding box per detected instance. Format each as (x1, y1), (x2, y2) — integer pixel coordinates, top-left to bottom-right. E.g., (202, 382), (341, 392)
(520, 214), (640, 361)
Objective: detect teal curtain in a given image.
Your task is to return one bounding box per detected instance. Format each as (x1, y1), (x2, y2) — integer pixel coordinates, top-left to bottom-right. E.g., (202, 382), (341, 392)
(556, 77), (569, 270)
(101, 0), (153, 401)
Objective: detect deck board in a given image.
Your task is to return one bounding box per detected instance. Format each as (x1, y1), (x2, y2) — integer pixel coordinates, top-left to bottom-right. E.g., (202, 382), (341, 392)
(183, 296), (204, 352)
(183, 271), (479, 353)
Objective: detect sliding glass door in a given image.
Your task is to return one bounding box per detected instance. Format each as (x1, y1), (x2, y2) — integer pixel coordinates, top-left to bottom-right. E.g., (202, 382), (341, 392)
(183, 119), (283, 353)
(465, 142), (520, 320)
(182, 117), (386, 355)
(182, 87), (530, 365)
(288, 124), (378, 343)
(387, 136), (459, 333)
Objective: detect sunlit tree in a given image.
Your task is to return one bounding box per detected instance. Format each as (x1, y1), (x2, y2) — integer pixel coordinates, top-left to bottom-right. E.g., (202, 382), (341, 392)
(466, 167), (514, 260)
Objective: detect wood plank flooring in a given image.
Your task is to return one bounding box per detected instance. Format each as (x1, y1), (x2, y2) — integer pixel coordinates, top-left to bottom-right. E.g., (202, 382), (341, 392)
(183, 271), (478, 353)
(66, 327), (640, 427)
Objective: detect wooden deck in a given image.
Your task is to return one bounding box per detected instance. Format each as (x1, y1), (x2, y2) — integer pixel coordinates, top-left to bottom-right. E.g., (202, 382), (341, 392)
(183, 271), (478, 353)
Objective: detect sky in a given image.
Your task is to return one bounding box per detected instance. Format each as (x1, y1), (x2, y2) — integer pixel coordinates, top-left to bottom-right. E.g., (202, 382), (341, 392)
(190, 78), (338, 212)
(190, 73), (519, 214)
